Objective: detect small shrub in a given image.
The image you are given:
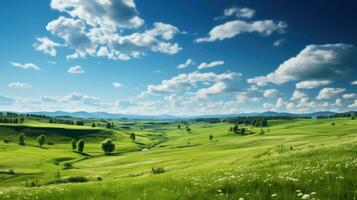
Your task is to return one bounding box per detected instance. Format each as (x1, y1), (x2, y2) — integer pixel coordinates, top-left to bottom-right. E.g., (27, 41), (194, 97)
(8, 168), (15, 175)
(97, 176), (103, 181)
(18, 133), (26, 145)
(209, 135), (213, 140)
(48, 142), (54, 145)
(77, 139), (85, 152)
(331, 122), (335, 126)
(152, 167), (165, 174)
(37, 134), (46, 147)
(25, 180), (40, 187)
(101, 139), (116, 155)
(3, 139), (10, 143)
(63, 162), (73, 169)
(67, 176), (88, 183)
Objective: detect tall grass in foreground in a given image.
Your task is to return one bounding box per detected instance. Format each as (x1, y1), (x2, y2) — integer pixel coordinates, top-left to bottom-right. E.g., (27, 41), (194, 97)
(1, 143), (356, 200)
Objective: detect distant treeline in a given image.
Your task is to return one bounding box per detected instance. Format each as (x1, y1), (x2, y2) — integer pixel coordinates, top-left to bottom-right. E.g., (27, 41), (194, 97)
(317, 112), (356, 119)
(0, 112), (49, 119)
(0, 117), (25, 123)
(49, 118), (85, 126)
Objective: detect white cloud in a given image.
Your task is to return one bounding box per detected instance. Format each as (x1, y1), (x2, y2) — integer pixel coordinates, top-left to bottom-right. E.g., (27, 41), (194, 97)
(216, 7), (255, 20)
(33, 37), (61, 56)
(342, 93), (357, 99)
(113, 82), (124, 88)
(142, 71), (241, 96)
(42, 1), (182, 60)
(351, 80), (357, 85)
(273, 39), (285, 47)
(177, 59), (194, 69)
(263, 89), (278, 97)
(275, 98), (286, 108)
(316, 88), (345, 100)
(290, 90), (308, 101)
(48, 61), (57, 64)
(348, 100), (357, 108)
(196, 19), (287, 43)
(197, 60), (224, 70)
(10, 62), (42, 70)
(296, 80), (331, 89)
(67, 65), (85, 74)
(8, 82), (32, 89)
(63, 92), (100, 105)
(248, 44), (357, 86)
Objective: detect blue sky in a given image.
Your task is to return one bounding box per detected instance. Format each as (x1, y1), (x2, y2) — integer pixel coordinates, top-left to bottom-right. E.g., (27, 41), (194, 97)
(0, 0), (356, 115)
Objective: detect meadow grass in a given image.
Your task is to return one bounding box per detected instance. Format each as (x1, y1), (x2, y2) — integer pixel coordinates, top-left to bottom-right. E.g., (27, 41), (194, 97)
(0, 117), (356, 199)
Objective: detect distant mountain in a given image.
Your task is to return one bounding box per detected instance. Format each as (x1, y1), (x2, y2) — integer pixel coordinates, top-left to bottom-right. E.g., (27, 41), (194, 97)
(24, 110), (343, 120)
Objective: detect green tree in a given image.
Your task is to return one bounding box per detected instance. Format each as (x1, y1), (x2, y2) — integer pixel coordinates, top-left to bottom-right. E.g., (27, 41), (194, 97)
(209, 135), (213, 141)
(130, 133), (136, 141)
(92, 123), (96, 127)
(240, 128), (246, 135)
(18, 133), (25, 145)
(77, 139), (85, 152)
(101, 139), (115, 155)
(71, 139), (77, 151)
(37, 134), (46, 147)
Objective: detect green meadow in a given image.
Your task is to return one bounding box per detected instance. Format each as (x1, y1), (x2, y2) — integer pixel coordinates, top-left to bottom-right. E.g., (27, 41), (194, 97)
(0, 117), (357, 199)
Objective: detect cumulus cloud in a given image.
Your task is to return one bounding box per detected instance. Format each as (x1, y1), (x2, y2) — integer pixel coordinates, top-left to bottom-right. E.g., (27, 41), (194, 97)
(197, 60), (224, 70)
(8, 82), (32, 89)
(263, 89), (278, 97)
(177, 59), (194, 69)
(141, 71), (241, 96)
(273, 39), (285, 47)
(40, 0), (182, 60)
(215, 7), (255, 20)
(296, 80), (331, 89)
(196, 20), (287, 43)
(112, 82), (124, 88)
(10, 62), (42, 70)
(33, 37), (61, 56)
(348, 100), (357, 108)
(67, 65), (85, 74)
(342, 93), (357, 99)
(63, 93), (101, 106)
(316, 88), (345, 100)
(351, 80), (357, 85)
(248, 44), (357, 86)
(0, 94), (15, 105)
(290, 90), (308, 101)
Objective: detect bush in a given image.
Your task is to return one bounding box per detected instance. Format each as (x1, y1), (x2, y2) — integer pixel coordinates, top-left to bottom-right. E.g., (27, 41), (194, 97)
(152, 167), (165, 174)
(77, 139), (85, 152)
(97, 176), (103, 181)
(37, 134), (46, 147)
(130, 133), (136, 141)
(63, 162), (72, 169)
(209, 135), (213, 140)
(71, 139), (77, 151)
(3, 139), (10, 143)
(48, 142), (54, 145)
(101, 139), (115, 155)
(18, 133), (25, 145)
(67, 176), (88, 183)
(8, 168), (15, 175)
(25, 180), (40, 187)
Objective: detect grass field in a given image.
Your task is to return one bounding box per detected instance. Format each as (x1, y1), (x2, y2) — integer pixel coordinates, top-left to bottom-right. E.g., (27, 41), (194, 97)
(0, 117), (356, 199)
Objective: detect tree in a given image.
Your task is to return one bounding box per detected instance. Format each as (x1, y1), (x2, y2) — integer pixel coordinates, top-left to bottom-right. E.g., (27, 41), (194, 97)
(77, 139), (85, 152)
(106, 123), (111, 129)
(37, 134), (46, 147)
(240, 128), (246, 135)
(101, 139), (115, 155)
(71, 139), (77, 151)
(92, 123), (96, 127)
(130, 133), (136, 141)
(209, 135), (213, 141)
(177, 124), (181, 129)
(18, 133), (25, 145)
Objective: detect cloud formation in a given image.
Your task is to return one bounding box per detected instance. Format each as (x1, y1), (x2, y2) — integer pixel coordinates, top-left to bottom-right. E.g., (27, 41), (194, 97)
(296, 80), (331, 89)
(177, 59), (194, 69)
(10, 62), (42, 70)
(197, 60), (224, 70)
(196, 20), (287, 43)
(9, 82), (32, 89)
(33, 37), (61, 56)
(67, 65), (85, 74)
(248, 44), (357, 86)
(316, 88), (345, 100)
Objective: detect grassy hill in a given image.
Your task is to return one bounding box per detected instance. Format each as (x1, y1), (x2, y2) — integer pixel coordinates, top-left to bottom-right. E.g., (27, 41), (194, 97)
(0, 117), (356, 199)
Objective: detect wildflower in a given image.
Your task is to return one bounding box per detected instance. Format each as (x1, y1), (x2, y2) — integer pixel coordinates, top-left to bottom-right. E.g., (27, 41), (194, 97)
(310, 192), (317, 195)
(239, 198), (244, 200)
(302, 194), (310, 199)
(297, 193), (303, 197)
(271, 194), (277, 198)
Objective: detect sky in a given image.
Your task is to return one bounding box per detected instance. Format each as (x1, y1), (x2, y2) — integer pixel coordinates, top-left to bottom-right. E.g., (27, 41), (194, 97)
(0, 0), (356, 115)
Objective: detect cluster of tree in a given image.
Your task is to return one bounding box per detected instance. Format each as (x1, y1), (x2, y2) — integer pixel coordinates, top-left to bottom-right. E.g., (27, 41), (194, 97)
(49, 118), (85, 126)
(230, 124), (246, 135)
(71, 139), (85, 152)
(106, 122), (114, 129)
(195, 118), (221, 123)
(224, 117), (269, 127)
(0, 117), (24, 123)
(130, 133), (136, 141)
(25, 114), (50, 118)
(317, 112), (357, 119)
